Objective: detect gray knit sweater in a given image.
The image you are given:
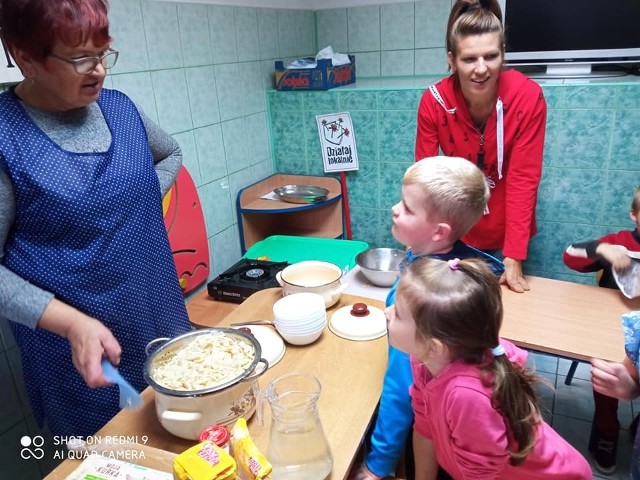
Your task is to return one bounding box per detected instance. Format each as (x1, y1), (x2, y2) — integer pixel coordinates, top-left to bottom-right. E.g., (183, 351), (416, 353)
(0, 96), (182, 329)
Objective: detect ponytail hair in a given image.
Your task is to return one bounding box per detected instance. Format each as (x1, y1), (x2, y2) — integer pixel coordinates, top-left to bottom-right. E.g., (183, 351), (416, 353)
(397, 257), (542, 465)
(446, 0), (504, 58)
(488, 351), (541, 464)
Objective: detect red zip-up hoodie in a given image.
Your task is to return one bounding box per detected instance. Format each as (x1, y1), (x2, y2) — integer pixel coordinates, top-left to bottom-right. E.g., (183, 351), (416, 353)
(416, 69), (547, 260)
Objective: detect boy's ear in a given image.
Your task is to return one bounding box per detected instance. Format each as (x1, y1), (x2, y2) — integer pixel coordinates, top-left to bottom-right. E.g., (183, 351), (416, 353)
(433, 223), (453, 242)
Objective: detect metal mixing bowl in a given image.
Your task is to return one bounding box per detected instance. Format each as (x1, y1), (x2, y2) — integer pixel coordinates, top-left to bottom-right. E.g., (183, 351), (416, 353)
(355, 248), (404, 287)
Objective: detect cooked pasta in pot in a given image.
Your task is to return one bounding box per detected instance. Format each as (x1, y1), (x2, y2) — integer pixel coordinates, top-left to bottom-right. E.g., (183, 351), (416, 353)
(150, 332), (255, 391)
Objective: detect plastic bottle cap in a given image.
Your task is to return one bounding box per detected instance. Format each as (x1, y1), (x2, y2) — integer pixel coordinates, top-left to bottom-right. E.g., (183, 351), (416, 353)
(199, 425), (231, 447)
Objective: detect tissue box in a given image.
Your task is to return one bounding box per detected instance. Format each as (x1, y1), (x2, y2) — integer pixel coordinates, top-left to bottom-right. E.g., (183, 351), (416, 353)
(274, 55), (356, 91)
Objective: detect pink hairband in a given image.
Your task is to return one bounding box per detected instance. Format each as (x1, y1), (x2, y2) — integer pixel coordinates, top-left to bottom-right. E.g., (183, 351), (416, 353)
(448, 258), (460, 270)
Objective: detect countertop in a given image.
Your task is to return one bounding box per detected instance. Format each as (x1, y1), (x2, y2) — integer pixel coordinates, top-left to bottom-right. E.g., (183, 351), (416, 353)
(343, 265), (391, 302)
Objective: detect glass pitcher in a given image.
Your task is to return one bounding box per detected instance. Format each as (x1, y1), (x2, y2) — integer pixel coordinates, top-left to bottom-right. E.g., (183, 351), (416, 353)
(259, 373), (333, 480)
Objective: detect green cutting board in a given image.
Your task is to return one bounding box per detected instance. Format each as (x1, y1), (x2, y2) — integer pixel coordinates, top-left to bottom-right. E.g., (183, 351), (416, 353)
(243, 235), (368, 269)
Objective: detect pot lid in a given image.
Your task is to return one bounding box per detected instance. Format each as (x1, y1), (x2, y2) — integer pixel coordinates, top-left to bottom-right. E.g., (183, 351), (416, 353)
(233, 325), (285, 368)
(329, 303), (387, 341)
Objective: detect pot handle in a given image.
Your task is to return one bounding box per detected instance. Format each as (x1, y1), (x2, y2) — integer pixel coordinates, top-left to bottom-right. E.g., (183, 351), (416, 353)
(161, 410), (203, 422)
(145, 338), (170, 357)
(242, 358), (269, 382)
(326, 282), (349, 304)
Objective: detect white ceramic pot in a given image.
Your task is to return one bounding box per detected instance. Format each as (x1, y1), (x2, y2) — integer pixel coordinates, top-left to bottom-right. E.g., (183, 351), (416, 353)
(143, 328), (268, 440)
(152, 381), (258, 440)
(276, 260), (348, 308)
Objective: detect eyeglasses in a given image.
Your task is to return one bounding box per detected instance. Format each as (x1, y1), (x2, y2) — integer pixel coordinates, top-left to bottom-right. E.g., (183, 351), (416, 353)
(49, 48), (119, 75)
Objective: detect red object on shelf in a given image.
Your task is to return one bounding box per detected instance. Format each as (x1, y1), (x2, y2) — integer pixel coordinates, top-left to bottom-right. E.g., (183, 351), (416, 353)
(163, 166), (209, 295)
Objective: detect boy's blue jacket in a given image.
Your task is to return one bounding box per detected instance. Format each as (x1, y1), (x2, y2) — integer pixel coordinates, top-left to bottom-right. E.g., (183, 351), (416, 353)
(365, 241), (505, 477)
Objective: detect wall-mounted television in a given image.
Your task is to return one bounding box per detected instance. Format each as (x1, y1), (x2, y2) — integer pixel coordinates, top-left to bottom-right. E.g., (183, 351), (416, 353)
(499, 0), (640, 78)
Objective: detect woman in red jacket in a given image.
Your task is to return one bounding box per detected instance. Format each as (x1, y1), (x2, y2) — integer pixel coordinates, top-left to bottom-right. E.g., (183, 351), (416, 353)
(415, 0), (547, 293)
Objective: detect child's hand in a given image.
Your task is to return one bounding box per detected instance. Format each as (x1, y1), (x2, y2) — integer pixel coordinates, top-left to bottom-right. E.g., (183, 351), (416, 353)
(595, 243), (632, 270)
(591, 358), (640, 401)
(347, 462), (386, 480)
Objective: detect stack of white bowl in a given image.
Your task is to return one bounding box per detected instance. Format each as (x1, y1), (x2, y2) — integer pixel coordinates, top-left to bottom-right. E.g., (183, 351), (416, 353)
(272, 292), (327, 345)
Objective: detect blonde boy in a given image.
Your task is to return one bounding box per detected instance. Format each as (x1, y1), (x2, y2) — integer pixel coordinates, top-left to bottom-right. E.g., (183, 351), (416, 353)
(354, 156), (505, 480)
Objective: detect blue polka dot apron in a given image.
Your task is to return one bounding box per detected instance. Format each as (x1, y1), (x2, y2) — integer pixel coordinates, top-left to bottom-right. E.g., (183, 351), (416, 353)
(0, 89), (191, 437)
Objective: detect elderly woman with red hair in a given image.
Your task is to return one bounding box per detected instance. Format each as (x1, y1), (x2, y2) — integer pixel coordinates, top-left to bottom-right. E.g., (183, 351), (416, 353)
(0, 0), (190, 437)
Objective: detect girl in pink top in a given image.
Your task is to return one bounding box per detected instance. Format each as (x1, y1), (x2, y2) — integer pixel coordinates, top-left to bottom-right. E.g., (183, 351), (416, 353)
(387, 257), (591, 479)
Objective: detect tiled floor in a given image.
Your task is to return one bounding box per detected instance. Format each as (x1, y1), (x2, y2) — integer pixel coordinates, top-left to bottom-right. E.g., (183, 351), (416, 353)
(529, 351), (637, 480)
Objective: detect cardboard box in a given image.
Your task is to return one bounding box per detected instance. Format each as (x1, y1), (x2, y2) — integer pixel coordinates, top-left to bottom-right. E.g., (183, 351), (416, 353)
(66, 454), (172, 480)
(274, 55), (356, 91)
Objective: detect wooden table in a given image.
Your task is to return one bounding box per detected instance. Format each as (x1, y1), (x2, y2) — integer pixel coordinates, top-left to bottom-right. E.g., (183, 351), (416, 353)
(185, 289), (238, 326)
(47, 289), (387, 479)
(46, 274), (639, 479)
(500, 276), (640, 363)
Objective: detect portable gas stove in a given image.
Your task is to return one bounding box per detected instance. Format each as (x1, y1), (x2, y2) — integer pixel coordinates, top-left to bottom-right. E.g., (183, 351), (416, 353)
(207, 258), (289, 303)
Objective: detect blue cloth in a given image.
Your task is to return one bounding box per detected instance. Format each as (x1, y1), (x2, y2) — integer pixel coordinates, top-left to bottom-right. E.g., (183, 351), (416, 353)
(0, 89), (191, 437)
(365, 241), (505, 477)
(622, 311), (640, 479)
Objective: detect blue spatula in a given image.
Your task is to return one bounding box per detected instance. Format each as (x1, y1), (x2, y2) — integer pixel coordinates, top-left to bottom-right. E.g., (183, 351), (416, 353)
(101, 359), (143, 410)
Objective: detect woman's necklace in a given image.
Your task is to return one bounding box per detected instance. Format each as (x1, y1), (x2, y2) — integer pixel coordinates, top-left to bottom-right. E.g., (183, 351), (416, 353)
(469, 97), (494, 132)
(470, 104), (492, 171)
(474, 117), (488, 132)
(471, 106), (491, 132)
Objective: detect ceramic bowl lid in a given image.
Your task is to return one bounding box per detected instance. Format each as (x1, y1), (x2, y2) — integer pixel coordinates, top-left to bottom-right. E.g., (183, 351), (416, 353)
(329, 303), (387, 341)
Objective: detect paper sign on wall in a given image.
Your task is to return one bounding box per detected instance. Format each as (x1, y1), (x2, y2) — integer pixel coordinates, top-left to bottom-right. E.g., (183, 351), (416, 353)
(316, 112), (359, 173)
(0, 41), (23, 85)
